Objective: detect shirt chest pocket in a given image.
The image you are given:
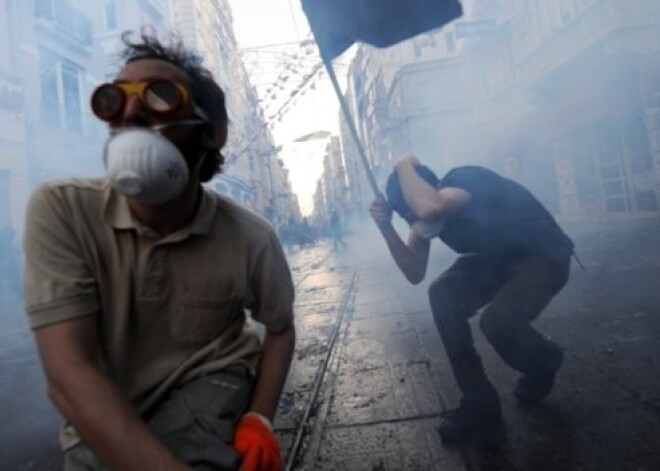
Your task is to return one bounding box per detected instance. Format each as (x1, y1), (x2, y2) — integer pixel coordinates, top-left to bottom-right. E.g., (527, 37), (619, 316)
(172, 293), (241, 346)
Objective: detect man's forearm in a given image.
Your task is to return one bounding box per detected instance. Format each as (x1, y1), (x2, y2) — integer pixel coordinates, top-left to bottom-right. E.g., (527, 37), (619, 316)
(378, 222), (426, 284)
(397, 163), (444, 219)
(48, 364), (186, 471)
(249, 324), (296, 421)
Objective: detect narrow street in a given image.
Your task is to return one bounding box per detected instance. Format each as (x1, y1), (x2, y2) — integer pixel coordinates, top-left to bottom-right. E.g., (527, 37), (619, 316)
(277, 217), (660, 471)
(2, 218), (660, 470)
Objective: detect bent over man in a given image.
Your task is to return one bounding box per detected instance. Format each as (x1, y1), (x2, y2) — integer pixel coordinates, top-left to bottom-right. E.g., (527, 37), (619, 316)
(23, 32), (295, 470)
(370, 155), (574, 443)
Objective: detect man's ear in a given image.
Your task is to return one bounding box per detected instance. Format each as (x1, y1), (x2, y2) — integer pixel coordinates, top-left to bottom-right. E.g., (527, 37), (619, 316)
(204, 124), (227, 149)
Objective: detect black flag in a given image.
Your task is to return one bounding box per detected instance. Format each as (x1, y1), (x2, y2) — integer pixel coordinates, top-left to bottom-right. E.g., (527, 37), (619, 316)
(301, 0), (463, 61)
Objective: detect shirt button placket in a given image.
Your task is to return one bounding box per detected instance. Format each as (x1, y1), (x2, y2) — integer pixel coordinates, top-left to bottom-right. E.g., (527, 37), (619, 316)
(142, 246), (166, 301)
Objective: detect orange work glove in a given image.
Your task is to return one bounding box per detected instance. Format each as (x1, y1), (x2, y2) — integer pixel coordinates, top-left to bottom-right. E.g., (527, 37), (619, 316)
(232, 413), (281, 471)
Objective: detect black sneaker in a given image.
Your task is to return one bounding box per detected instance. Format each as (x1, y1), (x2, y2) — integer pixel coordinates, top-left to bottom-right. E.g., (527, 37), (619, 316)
(514, 349), (564, 405)
(437, 400), (502, 443)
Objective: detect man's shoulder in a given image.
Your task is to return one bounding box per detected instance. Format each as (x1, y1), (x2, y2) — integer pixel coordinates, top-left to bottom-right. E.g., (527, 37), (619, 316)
(29, 177), (109, 210)
(206, 189), (276, 235)
(443, 165), (497, 180)
(439, 166), (499, 192)
(33, 177), (109, 197)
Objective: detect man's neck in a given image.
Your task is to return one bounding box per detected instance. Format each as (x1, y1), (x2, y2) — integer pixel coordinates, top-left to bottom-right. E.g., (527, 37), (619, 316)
(127, 185), (202, 237)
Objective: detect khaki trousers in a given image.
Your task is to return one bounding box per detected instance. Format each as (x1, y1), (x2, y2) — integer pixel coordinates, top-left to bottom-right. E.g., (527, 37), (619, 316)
(64, 365), (253, 471)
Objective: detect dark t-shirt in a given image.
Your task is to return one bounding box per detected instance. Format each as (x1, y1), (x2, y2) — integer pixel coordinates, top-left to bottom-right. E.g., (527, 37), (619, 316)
(437, 166), (574, 259)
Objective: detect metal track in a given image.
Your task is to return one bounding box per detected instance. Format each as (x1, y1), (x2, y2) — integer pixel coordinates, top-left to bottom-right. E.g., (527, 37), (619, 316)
(284, 269), (358, 471)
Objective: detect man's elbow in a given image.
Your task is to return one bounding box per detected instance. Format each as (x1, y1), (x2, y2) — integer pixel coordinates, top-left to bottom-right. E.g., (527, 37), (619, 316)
(283, 323), (296, 345)
(43, 369), (83, 418)
(405, 270), (425, 285)
(280, 322), (295, 339)
(266, 323), (296, 347)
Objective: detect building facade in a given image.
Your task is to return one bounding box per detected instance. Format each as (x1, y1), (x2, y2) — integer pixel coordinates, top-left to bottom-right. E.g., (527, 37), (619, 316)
(0, 0), (109, 235)
(342, 0), (660, 220)
(0, 0), (298, 236)
(0, 0), (29, 232)
(311, 135), (349, 228)
(340, 17), (477, 213)
(170, 0), (296, 219)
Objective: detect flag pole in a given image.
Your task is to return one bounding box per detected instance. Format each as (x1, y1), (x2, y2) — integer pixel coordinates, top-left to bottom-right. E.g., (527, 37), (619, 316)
(322, 56), (384, 200)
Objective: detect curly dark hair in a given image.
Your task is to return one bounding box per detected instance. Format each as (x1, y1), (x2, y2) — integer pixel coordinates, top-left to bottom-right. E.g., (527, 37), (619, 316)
(120, 31), (228, 182)
(385, 164), (440, 224)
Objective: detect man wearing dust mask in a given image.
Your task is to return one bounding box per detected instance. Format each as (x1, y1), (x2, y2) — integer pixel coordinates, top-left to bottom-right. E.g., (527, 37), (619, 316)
(23, 32), (295, 471)
(370, 155), (575, 443)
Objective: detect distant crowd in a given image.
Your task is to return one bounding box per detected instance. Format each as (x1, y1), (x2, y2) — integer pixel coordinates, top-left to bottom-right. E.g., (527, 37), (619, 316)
(278, 209), (348, 252)
(279, 217), (318, 250)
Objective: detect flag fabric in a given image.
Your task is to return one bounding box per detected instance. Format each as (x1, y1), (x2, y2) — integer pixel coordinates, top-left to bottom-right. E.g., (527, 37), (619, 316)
(301, 0), (463, 61)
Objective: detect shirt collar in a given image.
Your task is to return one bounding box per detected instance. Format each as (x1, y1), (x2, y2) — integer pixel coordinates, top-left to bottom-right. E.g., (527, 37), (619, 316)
(104, 183), (216, 237)
(188, 186), (216, 236)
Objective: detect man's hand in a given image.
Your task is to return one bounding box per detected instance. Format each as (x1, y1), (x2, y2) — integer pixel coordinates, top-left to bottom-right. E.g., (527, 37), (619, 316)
(233, 413), (281, 471)
(369, 197), (393, 228)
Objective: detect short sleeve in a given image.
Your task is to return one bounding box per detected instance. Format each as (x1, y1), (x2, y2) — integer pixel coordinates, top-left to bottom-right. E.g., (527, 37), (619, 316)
(23, 184), (99, 329)
(249, 229), (295, 333)
(440, 167), (487, 195)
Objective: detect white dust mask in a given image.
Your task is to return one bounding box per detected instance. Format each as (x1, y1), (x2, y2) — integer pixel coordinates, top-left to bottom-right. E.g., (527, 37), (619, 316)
(411, 219), (445, 240)
(103, 128), (189, 205)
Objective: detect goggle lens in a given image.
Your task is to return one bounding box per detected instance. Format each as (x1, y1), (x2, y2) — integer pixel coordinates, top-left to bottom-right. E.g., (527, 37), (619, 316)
(91, 79), (188, 121)
(144, 79), (182, 113)
(91, 84), (124, 120)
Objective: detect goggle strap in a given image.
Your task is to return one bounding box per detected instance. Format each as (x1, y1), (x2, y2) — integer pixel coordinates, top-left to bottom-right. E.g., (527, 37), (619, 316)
(193, 105), (209, 121)
(151, 119), (208, 131)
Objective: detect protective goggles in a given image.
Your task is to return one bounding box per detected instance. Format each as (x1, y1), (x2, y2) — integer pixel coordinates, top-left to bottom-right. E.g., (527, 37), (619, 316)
(90, 78), (208, 122)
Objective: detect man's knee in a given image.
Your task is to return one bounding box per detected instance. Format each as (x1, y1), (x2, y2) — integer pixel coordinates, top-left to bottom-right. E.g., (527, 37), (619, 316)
(428, 277), (449, 311)
(428, 277), (467, 325)
(479, 312), (505, 344)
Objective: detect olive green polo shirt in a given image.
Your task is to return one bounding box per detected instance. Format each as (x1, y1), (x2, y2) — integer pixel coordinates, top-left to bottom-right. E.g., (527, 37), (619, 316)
(23, 178), (295, 449)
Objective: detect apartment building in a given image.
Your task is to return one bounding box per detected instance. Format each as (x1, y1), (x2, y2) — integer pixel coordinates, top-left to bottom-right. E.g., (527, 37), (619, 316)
(343, 0), (660, 219)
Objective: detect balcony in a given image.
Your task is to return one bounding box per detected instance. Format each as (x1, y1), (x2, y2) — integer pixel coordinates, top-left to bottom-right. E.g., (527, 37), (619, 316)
(514, 0), (660, 87)
(34, 0), (92, 47)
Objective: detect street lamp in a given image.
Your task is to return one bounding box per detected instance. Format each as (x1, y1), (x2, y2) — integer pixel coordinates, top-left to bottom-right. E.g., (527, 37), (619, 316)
(293, 130), (332, 142)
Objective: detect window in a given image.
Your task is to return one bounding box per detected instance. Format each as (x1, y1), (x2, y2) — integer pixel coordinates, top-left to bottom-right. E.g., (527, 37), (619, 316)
(39, 50), (83, 132)
(62, 61), (82, 132)
(104, 0), (117, 30)
(594, 125), (632, 212)
(39, 51), (60, 126)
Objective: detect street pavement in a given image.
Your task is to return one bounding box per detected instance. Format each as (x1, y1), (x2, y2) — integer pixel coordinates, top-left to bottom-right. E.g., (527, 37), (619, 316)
(2, 217), (660, 470)
(279, 217), (660, 471)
